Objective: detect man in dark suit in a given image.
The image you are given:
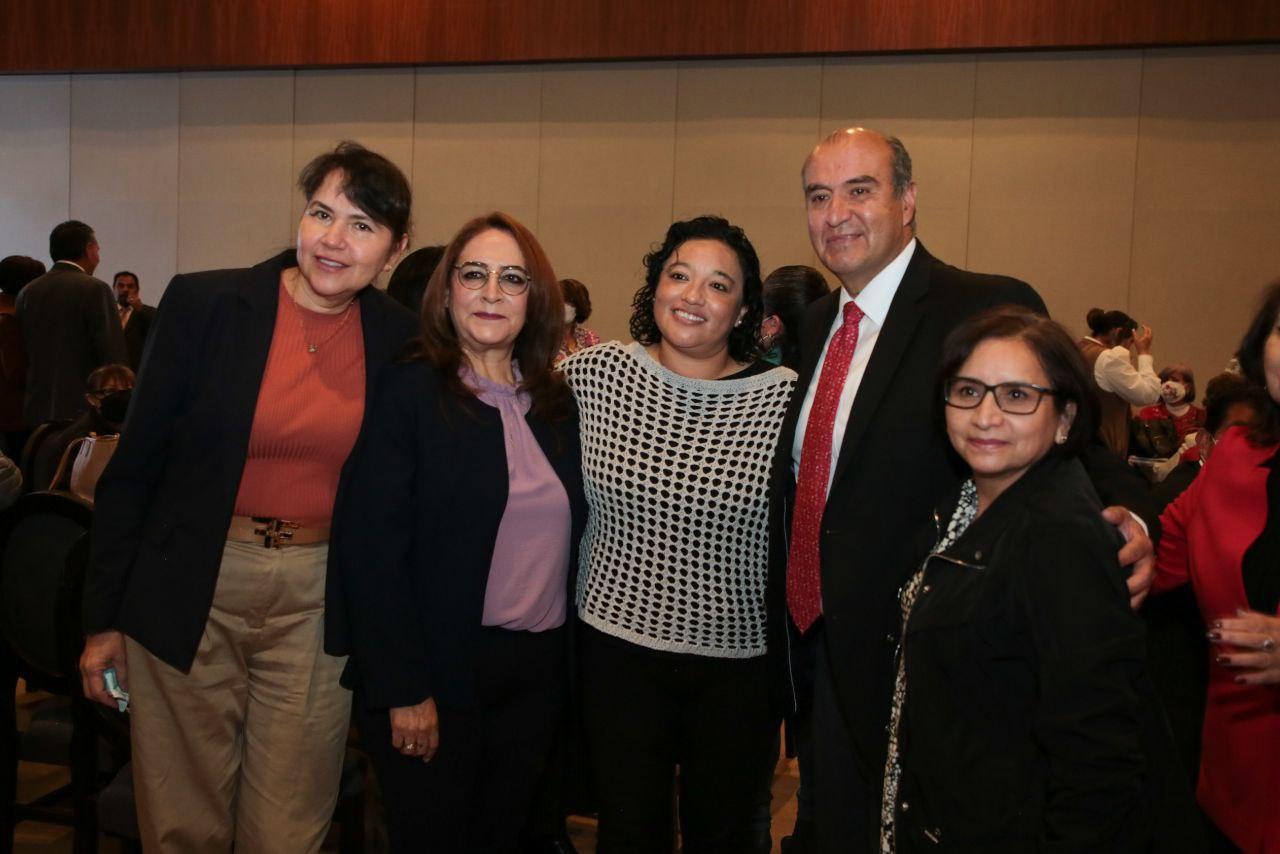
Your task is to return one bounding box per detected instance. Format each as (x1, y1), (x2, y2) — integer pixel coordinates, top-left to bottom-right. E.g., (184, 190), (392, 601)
(771, 128), (1155, 852)
(15, 221), (127, 424)
(112, 270), (157, 372)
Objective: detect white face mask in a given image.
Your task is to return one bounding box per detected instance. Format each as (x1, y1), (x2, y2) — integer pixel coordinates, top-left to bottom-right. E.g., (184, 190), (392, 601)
(563, 304), (577, 324)
(1161, 380), (1187, 405)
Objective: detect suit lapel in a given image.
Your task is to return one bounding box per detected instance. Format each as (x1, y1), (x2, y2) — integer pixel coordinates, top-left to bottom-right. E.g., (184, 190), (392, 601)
(221, 252), (291, 491)
(828, 246), (934, 490)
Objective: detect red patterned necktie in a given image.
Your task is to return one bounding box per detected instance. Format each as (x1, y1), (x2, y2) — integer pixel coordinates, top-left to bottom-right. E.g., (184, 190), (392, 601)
(788, 300), (864, 633)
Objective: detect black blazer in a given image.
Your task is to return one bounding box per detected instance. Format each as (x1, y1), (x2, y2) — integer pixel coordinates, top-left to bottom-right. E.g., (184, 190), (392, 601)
(83, 250), (418, 672)
(122, 303), (157, 373)
(895, 454), (1147, 851)
(767, 243), (1045, 769)
(331, 361), (587, 711)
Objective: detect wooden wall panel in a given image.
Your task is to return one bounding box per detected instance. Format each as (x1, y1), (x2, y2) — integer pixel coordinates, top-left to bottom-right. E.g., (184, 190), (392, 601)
(3, 0), (1278, 74)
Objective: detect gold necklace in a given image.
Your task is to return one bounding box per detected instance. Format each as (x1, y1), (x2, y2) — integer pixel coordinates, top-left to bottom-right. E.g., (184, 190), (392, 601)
(298, 298), (357, 353)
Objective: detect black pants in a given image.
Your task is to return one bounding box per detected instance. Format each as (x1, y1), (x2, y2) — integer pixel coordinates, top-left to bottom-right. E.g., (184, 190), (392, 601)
(806, 625), (877, 854)
(356, 626), (565, 853)
(580, 626), (778, 854)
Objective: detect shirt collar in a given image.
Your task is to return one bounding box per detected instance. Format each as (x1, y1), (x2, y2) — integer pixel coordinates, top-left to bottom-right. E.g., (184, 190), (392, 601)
(57, 260), (86, 274)
(835, 237), (917, 328)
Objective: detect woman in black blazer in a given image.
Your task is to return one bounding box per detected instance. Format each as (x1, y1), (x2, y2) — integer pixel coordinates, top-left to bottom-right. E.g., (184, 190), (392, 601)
(335, 212), (585, 852)
(79, 142), (417, 852)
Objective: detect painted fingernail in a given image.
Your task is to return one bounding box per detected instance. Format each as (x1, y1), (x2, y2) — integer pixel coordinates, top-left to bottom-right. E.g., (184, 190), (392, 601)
(1212, 620), (1224, 629)
(1235, 676), (1248, 684)
(1207, 631), (1222, 640)
(1216, 655), (1232, 665)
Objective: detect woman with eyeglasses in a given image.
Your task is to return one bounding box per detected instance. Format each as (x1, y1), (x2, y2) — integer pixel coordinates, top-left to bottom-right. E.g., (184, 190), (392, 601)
(878, 307), (1154, 852)
(334, 212), (585, 851)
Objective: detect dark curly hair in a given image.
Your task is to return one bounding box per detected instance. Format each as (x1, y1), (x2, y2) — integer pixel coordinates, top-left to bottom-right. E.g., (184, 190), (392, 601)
(629, 216), (764, 365)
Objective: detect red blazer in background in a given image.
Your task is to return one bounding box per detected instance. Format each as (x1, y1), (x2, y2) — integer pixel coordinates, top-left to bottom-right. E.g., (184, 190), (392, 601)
(1156, 426), (1280, 852)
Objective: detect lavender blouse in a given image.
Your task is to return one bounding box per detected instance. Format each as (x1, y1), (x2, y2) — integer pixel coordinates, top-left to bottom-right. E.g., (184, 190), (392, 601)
(466, 367), (572, 632)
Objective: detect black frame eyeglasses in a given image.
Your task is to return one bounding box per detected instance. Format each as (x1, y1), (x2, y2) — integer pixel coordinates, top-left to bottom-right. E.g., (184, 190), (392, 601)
(943, 377), (1058, 415)
(453, 261), (532, 296)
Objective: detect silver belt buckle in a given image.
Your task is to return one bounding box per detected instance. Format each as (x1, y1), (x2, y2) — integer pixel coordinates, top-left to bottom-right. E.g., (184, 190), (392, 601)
(252, 517), (299, 549)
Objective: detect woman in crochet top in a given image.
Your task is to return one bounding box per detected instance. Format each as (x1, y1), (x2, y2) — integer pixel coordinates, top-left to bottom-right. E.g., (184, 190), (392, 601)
(561, 216), (795, 852)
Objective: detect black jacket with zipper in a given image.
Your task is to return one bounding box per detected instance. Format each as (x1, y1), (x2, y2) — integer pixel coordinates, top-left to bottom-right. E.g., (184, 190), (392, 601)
(892, 452), (1178, 852)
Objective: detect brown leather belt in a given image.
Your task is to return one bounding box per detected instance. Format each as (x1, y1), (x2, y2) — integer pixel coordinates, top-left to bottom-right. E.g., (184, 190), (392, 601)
(227, 515), (330, 549)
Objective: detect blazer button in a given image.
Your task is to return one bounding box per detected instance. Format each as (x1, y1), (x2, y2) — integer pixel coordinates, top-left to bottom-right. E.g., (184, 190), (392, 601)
(900, 801), (910, 812)
(884, 633), (895, 644)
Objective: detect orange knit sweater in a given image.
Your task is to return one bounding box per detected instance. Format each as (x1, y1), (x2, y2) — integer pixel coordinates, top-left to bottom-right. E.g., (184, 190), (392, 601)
(232, 280), (365, 526)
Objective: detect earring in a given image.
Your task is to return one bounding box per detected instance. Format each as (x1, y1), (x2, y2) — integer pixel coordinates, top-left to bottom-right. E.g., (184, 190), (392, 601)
(1055, 432), (1067, 445)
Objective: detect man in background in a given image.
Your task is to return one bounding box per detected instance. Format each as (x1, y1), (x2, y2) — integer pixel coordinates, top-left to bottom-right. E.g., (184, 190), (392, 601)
(113, 270), (157, 372)
(16, 221), (127, 424)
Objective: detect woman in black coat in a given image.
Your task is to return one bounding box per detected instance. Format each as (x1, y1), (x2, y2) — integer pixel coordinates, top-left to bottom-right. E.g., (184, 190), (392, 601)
(78, 142), (416, 851)
(334, 212), (586, 852)
(880, 308), (1163, 852)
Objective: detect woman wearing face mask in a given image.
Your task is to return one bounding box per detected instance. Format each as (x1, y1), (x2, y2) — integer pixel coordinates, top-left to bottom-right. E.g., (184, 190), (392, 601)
(1136, 365), (1206, 458)
(77, 142), (417, 852)
(561, 216), (796, 851)
(33, 362), (134, 491)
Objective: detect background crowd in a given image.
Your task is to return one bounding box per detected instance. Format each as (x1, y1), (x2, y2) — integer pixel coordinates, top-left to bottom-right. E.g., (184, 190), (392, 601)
(0, 127), (1275, 854)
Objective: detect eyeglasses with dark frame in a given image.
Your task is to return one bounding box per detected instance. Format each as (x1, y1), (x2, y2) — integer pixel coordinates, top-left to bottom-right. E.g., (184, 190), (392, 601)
(943, 377), (1058, 415)
(453, 261), (532, 296)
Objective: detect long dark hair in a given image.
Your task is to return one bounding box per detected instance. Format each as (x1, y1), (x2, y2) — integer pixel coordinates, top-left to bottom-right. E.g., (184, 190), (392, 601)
(629, 216), (764, 364)
(408, 212), (568, 419)
(1234, 279), (1280, 445)
(763, 265), (830, 369)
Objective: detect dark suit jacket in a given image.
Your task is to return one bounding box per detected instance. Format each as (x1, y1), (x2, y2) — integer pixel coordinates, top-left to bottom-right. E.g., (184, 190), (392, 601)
(83, 250), (418, 672)
(331, 361), (587, 711)
(121, 303), (157, 373)
(768, 242), (1045, 777)
(15, 262), (127, 424)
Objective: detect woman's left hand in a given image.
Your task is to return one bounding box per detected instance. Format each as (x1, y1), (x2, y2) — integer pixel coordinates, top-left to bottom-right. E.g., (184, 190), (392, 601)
(1210, 610), (1280, 685)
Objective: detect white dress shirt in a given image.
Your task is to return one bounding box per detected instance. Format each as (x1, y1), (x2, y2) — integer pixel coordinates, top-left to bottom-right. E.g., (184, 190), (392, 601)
(791, 239), (918, 493)
(1084, 337), (1161, 407)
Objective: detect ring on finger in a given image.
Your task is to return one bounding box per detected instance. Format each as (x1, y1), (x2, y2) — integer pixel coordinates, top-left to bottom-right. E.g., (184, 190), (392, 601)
(405, 742), (417, 751)
(1263, 637), (1276, 652)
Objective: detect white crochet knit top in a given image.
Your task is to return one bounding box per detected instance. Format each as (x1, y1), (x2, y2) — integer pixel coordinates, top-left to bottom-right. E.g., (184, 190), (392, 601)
(561, 341), (796, 658)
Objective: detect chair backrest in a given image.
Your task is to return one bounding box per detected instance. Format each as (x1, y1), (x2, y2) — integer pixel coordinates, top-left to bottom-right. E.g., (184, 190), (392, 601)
(0, 491), (93, 685)
(19, 420), (71, 493)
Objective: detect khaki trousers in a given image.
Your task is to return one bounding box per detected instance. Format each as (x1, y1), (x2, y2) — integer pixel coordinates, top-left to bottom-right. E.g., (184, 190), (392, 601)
(126, 540), (351, 853)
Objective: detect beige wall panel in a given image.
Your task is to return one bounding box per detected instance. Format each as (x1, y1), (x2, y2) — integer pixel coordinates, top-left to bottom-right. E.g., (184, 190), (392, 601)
(1131, 47), (1280, 388)
(178, 72), (295, 277)
(293, 68), (416, 262)
(672, 59), (822, 281)
(967, 52), (1142, 335)
(0, 75), (70, 262)
(821, 55), (978, 268)
(537, 63), (678, 343)
(411, 66), (542, 249)
(70, 74), (179, 306)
